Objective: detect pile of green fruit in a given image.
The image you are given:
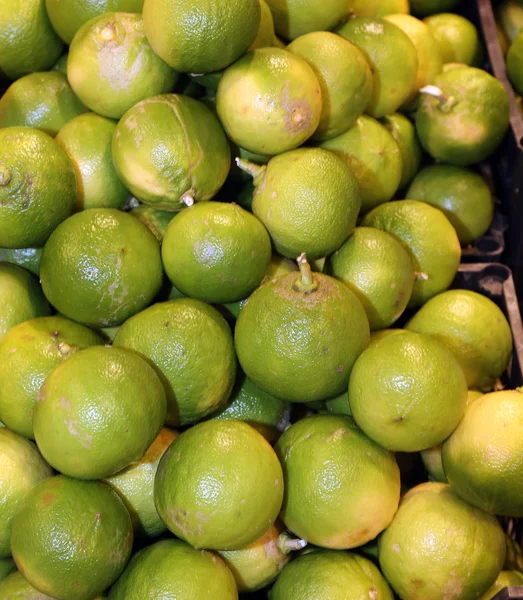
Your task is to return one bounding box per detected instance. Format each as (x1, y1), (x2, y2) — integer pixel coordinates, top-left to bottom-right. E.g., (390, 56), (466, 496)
(1, 0), (523, 598)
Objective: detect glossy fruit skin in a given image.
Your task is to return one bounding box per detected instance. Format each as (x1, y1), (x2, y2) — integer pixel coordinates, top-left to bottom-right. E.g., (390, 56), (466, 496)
(0, 316), (103, 440)
(0, 127), (77, 249)
(380, 113), (422, 190)
(33, 346), (166, 480)
(108, 539), (238, 599)
(143, 0), (260, 73)
(112, 94), (230, 210)
(129, 205), (174, 243)
(378, 482), (506, 600)
(424, 13), (483, 66)
(235, 270), (370, 403)
(155, 420), (284, 550)
(275, 415), (400, 549)
(251, 148), (361, 260)
(0, 248), (42, 276)
(406, 289), (513, 390)
(114, 299), (236, 426)
(11, 476), (133, 600)
(266, 0), (348, 39)
(0, 429), (52, 558)
(216, 48), (322, 156)
(40, 208), (163, 328)
(0, 571), (55, 598)
(162, 202), (271, 303)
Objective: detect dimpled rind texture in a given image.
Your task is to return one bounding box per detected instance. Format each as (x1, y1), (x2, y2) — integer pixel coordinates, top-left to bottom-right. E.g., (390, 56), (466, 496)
(0, 571), (55, 598)
(380, 113), (423, 189)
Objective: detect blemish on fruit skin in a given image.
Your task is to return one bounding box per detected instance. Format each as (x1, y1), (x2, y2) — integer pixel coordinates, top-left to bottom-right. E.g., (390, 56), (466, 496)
(337, 364), (344, 373)
(392, 543), (400, 552)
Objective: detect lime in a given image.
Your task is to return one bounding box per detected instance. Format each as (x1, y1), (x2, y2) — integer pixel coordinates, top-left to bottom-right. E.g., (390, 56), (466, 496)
(235, 257), (370, 403)
(443, 390), (523, 517)
(0, 559), (15, 584)
(112, 94), (230, 210)
(505, 534), (523, 572)
(348, 0), (409, 16)
(52, 52), (68, 73)
(0, 316), (103, 440)
(362, 200), (461, 307)
(0, 429), (52, 558)
(104, 428), (177, 538)
(113, 299), (236, 426)
(508, 31), (523, 95)
(210, 372), (291, 444)
(0, 571), (56, 599)
(45, 0), (145, 44)
(40, 208), (163, 328)
(239, 148), (360, 260)
(108, 539), (237, 599)
(129, 204), (174, 242)
(143, 0), (260, 73)
(379, 482), (506, 600)
(56, 113), (129, 210)
(11, 475), (133, 600)
(380, 113), (422, 190)
(161, 202), (271, 303)
(0, 248), (41, 276)
(264, 0), (349, 40)
(217, 521), (290, 593)
(287, 32), (373, 140)
(275, 414), (400, 548)
(33, 346), (166, 479)
(349, 330), (467, 451)
(0, 0), (63, 80)
(406, 165), (494, 244)
(424, 13), (483, 66)
(155, 420), (283, 550)
(250, 0), (276, 50)
(326, 227), (414, 330)
(216, 48), (322, 156)
(324, 391), (351, 415)
(0, 263), (51, 341)
(68, 13), (178, 120)
(498, 0), (523, 43)
(271, 550), (394, 599)
(482, 571), (523, 599)
(411, 0), (462, 17)
(320, 116), (402, 214)
(406, 289), (513, 390)
(336, 17), (418, 118)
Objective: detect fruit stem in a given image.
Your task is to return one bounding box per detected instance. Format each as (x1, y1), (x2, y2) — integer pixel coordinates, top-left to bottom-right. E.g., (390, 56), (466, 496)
(419, 85), (457, 113)
(179, 191), (195, 207)
(235, 158), (266, 186)
(277, 532), (307, 554)
(293, 253), (318, 293)
(0, 165), (12, 186)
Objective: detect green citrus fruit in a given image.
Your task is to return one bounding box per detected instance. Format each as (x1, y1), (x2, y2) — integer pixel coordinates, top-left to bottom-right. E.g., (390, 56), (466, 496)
(406, 289), (513, 390)
(379, 482), (505, 600)
(229, 146), (271, 183)
(235, 258), (370, 403)
(104, 428), (177, 538)
(482, 571), (523, 599)
(0, 0), (63, 80)
(0, 127), (77, 249)
(320, 116), (402, 214)
(0, 559), (15, 584)
(363, 200), (461, 307)
(108, 539), (237, 599)
(406, 165), (494, 245)
(161, 202), (271, 303)
(241, 148), (360, 260)
(0, 264), (50, 341)
(498, 0), (523, 43)
(348, 0), (409, 16)
(0, 316), (103, 440)
(287, 31), (373, 140)
(56, 113), (129, 211)
(0, 571), (56, 599)
(424, 13), (483, 66)
(275, 414), (400, 548)
(250, 0), (276, 50)
(129, 204), (174, 242)
(411, 0), (462, 17)
(380, 113), (423, 190)
(508, 30), (523, 95)
(0, 429), (52, 559)
(68, 13), (178, 120)
(113, 299), (236, 426)
(336, 17), (418, 118)
(349, 330), (467, 452)
(11, 475), (133, 600)
(504, 534), (523, 572)
(210, 372), (291, 444)
(52, 52), (68, 73)
(326, 227), (414, 330)
(112, 94), (230, 210)
(271, 549), (394, 599)
(216, 48), (322, 155)
(40, 208), (163, 327)
(155, 420), (284, 550)
(143, 0), (260, 73)
(416, 68), (509, 166)
(45, 0), (145, 44)
(442, 390), (523, 517)
(264, 0), (349, 40)
(0, 72), (87, 136)
(0, 248), (41, 276)
(33, 346), (166, 479)
(217, 521), (290, 593)
(324, 391), (351, 415)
